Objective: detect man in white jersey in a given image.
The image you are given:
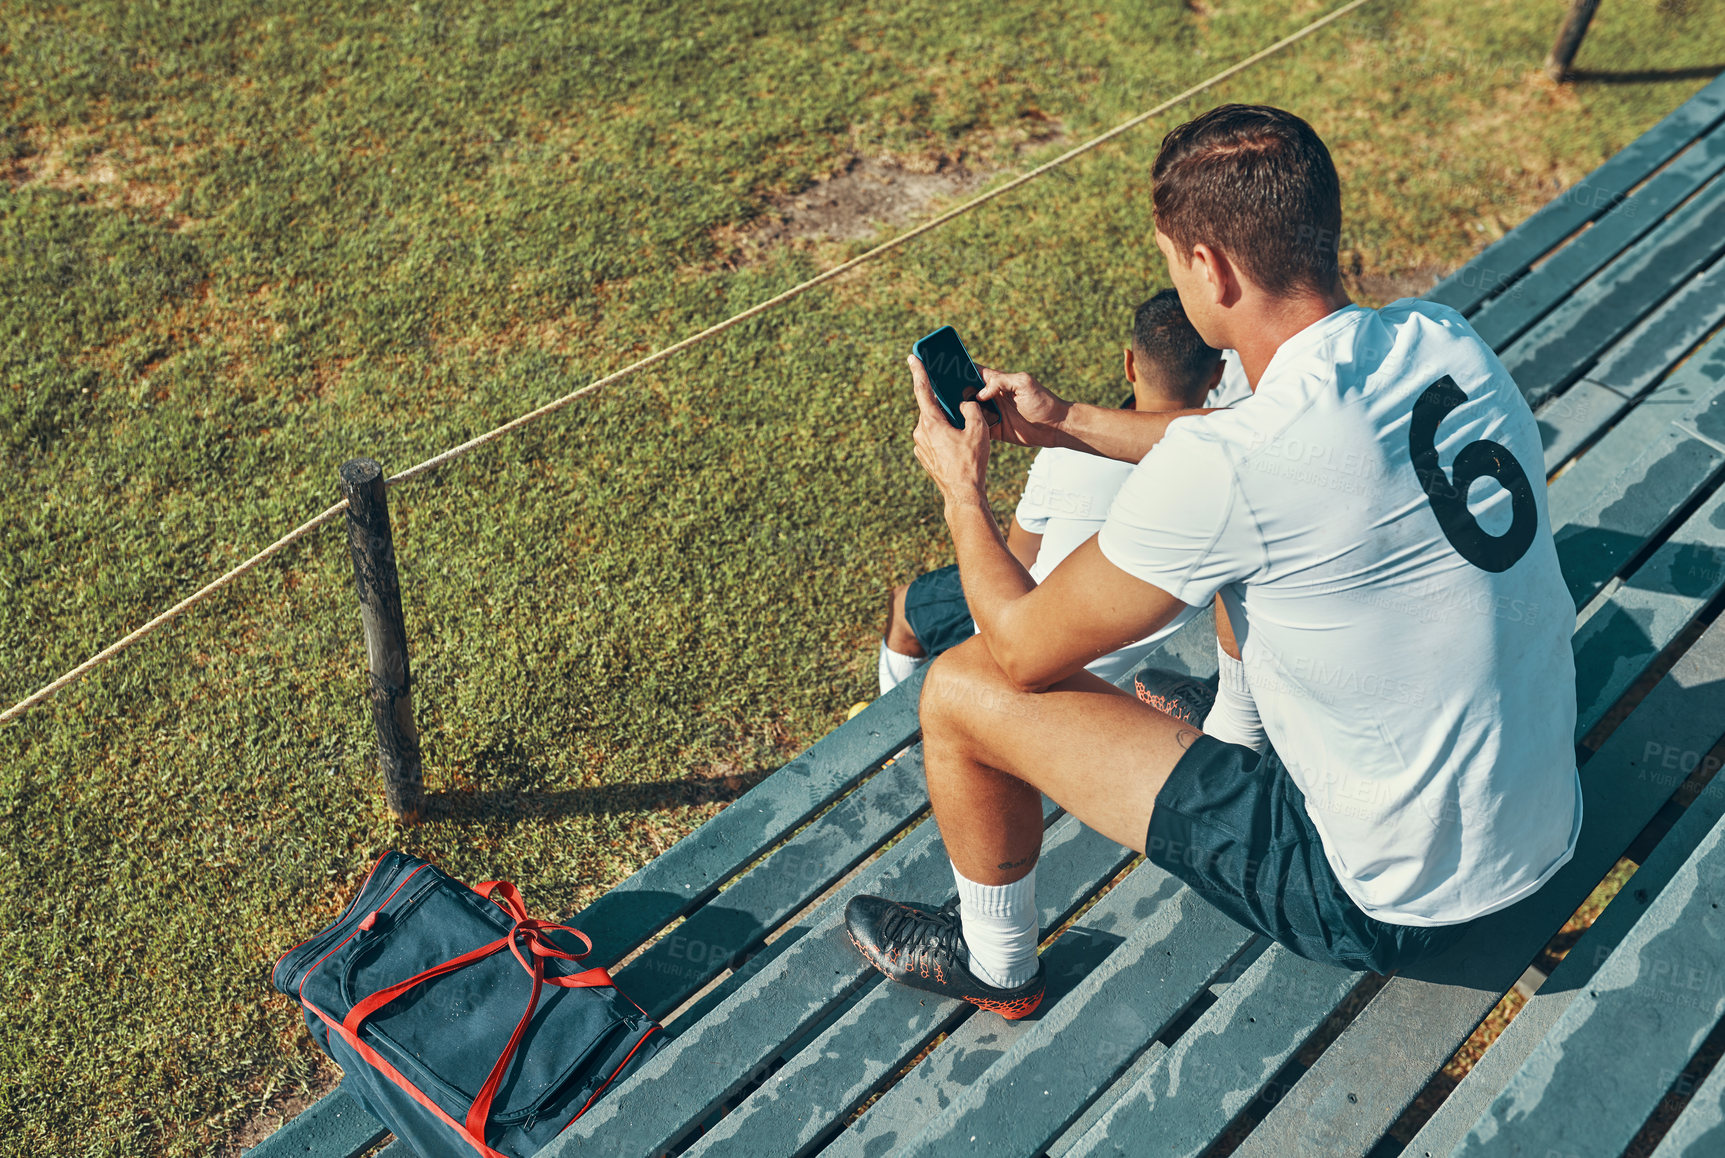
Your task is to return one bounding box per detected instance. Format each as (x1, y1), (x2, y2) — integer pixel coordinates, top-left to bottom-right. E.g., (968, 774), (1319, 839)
(844, 104), (1582, 1019)
(877, 290), (1247, 694)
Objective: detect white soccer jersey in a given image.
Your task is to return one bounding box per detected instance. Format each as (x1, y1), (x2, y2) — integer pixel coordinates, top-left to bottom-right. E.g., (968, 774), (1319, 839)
(1097, 302), (1582, 926)
(1009, 368), (1250, 683)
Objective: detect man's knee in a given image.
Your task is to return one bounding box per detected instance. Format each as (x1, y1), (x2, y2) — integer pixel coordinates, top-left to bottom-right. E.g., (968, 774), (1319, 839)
(920, 637), (1014, 729)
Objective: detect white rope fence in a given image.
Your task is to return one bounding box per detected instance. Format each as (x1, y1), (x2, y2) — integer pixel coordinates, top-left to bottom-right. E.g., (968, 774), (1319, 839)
(0, 0), (1375, 726)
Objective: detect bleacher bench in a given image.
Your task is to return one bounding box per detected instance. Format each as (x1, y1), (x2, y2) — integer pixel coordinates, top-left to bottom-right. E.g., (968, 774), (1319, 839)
(251, 71), (1725, 1158)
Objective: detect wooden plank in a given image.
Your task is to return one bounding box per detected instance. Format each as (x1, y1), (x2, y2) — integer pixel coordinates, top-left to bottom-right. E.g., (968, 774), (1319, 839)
(1451, 812), (1725, 1156)
(684, 831), (1148, 1158)
(888, 889), (1260, 1157)
(1042, 1041), (1171, 1158)
(651, 629), (1215, 1037)
(1546, 329), (1725, 610)
(614, 745), (931, 1020)
(241, 1089), (389, 1158)
(1063, 945), (1361, 1158)
(1573, 482), (1725, 728)
(542, 797), (1065, 1158)
(1586, 255), (1725, 397)
(1428, 72), (1725, 316)
(1405, 754), (1725, 1157)
(1547, 326), (1725, 531)
(827, 900), (1183, 1158)
(1470, 120), (1725, 351)
(1532, 255), (1725, 474)
(1498, 173), (1725, 408)
(1224, 612), (1725, 1158)
(569, 666), (926, 968)
(1536, 378), (1638, 477)
(1649, 1052), (1725, 1157)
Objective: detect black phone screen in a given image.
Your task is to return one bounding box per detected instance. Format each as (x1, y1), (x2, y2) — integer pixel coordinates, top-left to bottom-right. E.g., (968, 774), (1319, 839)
(915, 326), (1001, 430)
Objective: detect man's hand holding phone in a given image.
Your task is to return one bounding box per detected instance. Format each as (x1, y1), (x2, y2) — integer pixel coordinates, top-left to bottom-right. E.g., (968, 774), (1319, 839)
(909, 354), (993, 510)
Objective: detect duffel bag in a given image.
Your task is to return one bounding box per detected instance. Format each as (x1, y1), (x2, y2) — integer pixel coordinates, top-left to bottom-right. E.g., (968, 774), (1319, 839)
(273, 850), (664, 1157)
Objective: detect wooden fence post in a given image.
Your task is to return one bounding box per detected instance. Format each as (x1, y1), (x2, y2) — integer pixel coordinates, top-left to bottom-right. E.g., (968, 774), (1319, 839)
(339, 457), (423, 822)
(1546, 0), (1601, 83)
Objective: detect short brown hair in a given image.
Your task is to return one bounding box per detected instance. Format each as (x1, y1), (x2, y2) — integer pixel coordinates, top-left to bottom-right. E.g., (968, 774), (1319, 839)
(1151, 105), (1342, 296)
(1133, 289), (1221, 403)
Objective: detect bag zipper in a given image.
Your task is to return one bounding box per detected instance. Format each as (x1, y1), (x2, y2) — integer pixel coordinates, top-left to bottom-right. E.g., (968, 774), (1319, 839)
(274, 852), (403, 990)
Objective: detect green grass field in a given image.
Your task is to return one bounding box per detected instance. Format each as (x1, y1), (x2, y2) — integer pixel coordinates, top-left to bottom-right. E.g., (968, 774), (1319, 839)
(2, 0), (1721, 1152)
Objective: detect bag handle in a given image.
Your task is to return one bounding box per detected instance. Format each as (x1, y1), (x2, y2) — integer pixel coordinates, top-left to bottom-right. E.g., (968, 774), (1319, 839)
(342, 878), (616, 1149)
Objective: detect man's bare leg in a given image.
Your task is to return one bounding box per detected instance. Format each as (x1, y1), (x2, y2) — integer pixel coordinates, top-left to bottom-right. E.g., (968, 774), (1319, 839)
(878, 583), (928, 694)
(843, 635), (1202, 1010)
(917, 634), (1200, 884)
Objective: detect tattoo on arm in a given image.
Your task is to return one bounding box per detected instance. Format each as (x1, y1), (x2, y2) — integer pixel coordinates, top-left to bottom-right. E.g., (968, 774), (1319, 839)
(1176, 728), (1199, 751)
(997, 855), (1035, 872)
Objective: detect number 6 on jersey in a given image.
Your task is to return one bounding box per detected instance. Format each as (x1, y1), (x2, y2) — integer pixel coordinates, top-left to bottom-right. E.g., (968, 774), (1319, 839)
(1408, 375), (1538, 574)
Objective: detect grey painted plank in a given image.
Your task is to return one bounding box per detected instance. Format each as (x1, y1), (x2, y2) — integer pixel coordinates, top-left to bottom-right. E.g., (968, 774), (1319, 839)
(891, 890), (1260, 1156)
(615, 745), (931, 1020)
(1452, 811), (1725, 1156)
(569, 666), (926, 967)
(1587, 254), (1725, 397)
(1572, 482), (1725, 729)
(651, 628), (1213, 1036)
(813, 866), (1185, 1158)
(1226, 612), (1725, 1158)
(1536, 379), (1637, 477)
(1547, 326), (1725, 531)
(1043, 1041), (1170, 1158)
(685, 828), (1148, 1158)
(542, 797), (1066, 1158)
(1534, 257), (1725, 475)
(1428, 73), (1725, 317)
(1065, 945), (1362, 1158)
(1546, 329), (1725, 610)
(1498, 172), (1725, 408)
(241, 1089), (389, 1158)
(1650, 1048), (1725, 1158)
(1406, 752), (1725, 1157)
(1472, 120), (1725, 352)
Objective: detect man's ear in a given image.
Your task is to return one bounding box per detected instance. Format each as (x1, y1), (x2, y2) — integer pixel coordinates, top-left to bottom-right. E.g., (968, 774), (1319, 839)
(1123, 346), (1138, 386)
(1190, 242), (1237, 307)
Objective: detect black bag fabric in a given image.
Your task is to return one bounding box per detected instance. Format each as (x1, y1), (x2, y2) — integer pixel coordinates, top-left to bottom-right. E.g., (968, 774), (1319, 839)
(273, 851), (664, 1157)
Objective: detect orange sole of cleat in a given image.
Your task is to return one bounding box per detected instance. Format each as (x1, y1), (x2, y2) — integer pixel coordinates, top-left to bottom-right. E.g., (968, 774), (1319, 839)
(848, 929), (1043, 1019)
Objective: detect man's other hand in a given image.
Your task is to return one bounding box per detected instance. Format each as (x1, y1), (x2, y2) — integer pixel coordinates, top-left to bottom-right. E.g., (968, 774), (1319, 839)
(975, 367), (1073, 448)
(910, 355), (991, 507)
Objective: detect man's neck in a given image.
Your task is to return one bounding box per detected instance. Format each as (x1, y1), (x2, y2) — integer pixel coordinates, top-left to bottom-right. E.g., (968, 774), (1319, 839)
(1229, 285), (1353, 390)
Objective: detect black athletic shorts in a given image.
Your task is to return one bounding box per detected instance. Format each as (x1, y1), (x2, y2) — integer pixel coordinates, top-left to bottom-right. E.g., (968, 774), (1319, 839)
(1146, 734), (1470, 974)
(903, 564), (977, 656)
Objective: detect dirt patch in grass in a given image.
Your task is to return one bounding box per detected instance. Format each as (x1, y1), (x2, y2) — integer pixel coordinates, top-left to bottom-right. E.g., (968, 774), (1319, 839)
(8, 126), (202, 230)
(717, 123), (1069, 263)
(748, 153), (997, 245)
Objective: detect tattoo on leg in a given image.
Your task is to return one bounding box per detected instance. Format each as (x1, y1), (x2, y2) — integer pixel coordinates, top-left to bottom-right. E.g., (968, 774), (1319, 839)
(1176, 728), (1199, 751)
(997, 856), (1034, 872)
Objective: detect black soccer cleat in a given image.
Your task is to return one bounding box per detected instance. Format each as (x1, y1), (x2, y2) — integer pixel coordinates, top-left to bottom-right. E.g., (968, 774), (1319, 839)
(844, 895), (1045, 1019)
(1131, 665), (1218, 727)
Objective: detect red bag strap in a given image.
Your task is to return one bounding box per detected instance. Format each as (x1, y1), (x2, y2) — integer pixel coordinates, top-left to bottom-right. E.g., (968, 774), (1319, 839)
(341, 877), (619, 1150)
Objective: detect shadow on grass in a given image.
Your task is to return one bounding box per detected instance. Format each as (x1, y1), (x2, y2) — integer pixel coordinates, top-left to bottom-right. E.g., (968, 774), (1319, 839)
(1568, 65), (1724, 85)
(420, 773), (772, 825)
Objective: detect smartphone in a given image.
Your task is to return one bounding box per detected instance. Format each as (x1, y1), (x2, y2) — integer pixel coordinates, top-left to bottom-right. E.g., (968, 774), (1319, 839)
(912, 326), (1001, 430)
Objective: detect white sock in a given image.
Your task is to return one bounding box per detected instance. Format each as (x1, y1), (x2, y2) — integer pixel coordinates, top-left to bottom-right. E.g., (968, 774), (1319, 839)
(878, 640), (926, 695)
(1203, 643), (1268, 752)
(953, 862), (1039, 989)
